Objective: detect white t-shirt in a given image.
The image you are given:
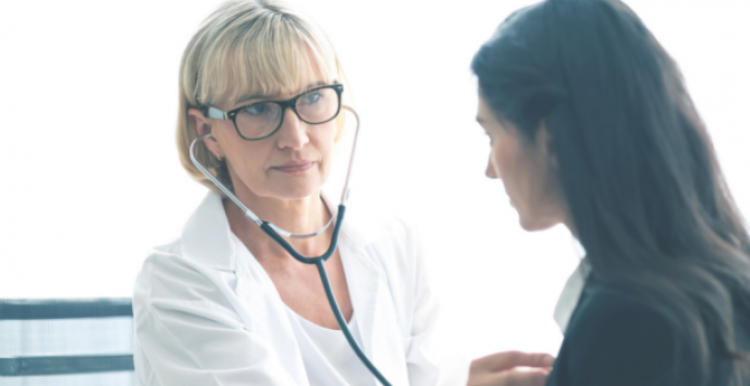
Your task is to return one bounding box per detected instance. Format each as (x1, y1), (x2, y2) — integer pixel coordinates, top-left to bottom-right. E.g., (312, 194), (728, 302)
(286, 308), (375, 386)
(553, 258), (590, 333)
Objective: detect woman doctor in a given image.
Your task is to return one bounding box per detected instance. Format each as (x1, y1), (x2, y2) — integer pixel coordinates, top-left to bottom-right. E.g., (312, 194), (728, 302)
(132, 1), (553, 385)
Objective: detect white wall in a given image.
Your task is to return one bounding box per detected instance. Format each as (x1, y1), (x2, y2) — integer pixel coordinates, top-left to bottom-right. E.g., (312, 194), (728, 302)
(1, 0), (748, 360)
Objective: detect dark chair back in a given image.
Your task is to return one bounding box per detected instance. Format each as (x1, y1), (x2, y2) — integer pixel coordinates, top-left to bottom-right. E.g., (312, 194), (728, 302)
(0, 298), (137, 385)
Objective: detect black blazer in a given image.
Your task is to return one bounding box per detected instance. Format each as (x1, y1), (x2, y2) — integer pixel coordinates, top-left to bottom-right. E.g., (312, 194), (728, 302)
(545, 277), (739, 386)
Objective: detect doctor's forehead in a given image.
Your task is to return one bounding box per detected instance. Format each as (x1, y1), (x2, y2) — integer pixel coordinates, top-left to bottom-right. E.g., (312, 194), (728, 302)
(209, 57), (338, 107)
(232, 80), (334, 104)
(196, 38), (339, 107)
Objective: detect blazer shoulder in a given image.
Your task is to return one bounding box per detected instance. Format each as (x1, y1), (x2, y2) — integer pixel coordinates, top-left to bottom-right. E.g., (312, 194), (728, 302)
(554, 285), (690, 386)
(570, 285), (671, 334)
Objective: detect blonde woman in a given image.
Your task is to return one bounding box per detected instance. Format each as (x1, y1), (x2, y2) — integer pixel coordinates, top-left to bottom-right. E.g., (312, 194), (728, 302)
(132, 1), (553, 385)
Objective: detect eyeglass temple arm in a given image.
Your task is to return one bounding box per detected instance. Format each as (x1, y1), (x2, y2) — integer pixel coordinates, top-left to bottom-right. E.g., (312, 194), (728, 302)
(206, 106), (228, 120)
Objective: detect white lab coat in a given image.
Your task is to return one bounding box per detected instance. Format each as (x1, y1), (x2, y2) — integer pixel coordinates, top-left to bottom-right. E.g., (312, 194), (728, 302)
(132, 192), (452, 386)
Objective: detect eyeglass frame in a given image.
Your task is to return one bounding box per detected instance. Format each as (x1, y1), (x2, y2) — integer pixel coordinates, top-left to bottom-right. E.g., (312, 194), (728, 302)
(199, 83), (345, 141)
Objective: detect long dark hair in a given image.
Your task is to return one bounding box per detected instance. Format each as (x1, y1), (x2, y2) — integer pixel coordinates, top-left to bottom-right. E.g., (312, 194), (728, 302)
(472, 0), (750, 383)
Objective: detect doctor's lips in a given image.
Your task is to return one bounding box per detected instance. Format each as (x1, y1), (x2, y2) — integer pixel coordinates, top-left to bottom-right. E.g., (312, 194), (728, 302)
(271, 160), (315, 173)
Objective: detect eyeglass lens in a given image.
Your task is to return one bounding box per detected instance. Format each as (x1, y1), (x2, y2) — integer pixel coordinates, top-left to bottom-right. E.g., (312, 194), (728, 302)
(234, 87), (340, 139)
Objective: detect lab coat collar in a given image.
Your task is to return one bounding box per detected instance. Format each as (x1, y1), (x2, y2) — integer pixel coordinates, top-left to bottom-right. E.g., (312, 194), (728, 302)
(180, 192), (236, 271)
(179, 190), (375, 272)
(553, 259), (590, 334)
(337, 234), (409, 384)
(322, 192), (407, 382)
(320, 190), (382, 249)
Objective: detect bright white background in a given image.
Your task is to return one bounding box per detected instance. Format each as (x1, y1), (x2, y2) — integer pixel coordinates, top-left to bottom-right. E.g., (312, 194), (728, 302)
(1, 0), (748, 362)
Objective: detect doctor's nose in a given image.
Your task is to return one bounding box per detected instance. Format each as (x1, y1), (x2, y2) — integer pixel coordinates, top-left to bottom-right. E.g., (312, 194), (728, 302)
(276, 107), (310, 150)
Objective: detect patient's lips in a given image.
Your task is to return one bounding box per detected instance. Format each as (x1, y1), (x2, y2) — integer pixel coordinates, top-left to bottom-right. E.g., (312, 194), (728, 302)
(272, 160), (315, 174)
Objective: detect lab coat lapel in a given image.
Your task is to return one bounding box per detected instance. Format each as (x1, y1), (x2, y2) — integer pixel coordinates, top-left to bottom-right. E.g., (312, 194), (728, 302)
(233, 237), (310, 386)
(339, 242), (380, 354)
(181, 192), (310, 385)
(339, 229), (410, 386)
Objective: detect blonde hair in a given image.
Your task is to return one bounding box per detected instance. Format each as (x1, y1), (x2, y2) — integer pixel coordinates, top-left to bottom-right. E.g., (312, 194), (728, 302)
(176, 0), (347, 193)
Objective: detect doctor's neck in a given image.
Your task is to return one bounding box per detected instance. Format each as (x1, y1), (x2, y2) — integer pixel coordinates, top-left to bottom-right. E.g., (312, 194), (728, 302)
(223, 184), (334, 259)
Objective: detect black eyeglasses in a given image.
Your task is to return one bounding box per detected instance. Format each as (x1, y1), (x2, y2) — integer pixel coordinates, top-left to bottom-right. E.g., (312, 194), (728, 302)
(201, 84), (344, 141)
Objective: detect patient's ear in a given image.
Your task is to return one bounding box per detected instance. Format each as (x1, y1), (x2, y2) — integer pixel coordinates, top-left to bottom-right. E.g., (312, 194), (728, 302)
(536, 120), (558, 169)
(187, 108), (225, 160)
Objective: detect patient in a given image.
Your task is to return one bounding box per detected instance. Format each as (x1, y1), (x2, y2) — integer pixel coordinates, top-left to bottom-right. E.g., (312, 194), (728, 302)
(471, 0), (750, 385)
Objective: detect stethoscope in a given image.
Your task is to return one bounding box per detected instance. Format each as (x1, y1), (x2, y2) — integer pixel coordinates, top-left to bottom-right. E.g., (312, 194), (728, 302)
(189, 105), (393, 386)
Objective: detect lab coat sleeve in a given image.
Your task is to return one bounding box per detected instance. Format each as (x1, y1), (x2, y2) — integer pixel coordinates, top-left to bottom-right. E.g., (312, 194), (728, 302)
(401, 222), (470, 386)
(133, 251), (298, 386)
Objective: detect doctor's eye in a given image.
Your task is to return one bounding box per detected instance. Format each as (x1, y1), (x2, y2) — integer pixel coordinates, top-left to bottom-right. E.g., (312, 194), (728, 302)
(299, 91), (323, 106)
(241, 103), (276, 117)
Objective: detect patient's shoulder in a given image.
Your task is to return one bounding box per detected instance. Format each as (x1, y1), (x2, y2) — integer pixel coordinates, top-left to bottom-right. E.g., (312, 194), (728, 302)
(570, 285), (672, 338)
(554, 284), (697, 386)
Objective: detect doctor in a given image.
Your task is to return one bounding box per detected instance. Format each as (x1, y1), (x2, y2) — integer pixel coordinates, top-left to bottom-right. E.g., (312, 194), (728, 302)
(132, 0), (553, 385)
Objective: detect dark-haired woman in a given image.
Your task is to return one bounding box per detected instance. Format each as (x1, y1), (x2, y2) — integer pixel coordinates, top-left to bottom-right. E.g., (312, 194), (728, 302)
(472, 0), (750, 385)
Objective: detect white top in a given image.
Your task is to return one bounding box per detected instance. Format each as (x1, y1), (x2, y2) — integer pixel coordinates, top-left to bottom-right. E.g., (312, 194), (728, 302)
(553, 258), (590, 333)
(287, 309), (374, 386)
(132, 192), (466, 386)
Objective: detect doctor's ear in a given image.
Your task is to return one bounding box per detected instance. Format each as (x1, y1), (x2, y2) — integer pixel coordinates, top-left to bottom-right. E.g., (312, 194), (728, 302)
(187, 107), (225, 161)
(187, 108), (212, 137)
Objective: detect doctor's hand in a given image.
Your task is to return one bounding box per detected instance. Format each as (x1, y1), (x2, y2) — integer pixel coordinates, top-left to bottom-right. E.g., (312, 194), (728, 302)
(467, 351), (554, 386)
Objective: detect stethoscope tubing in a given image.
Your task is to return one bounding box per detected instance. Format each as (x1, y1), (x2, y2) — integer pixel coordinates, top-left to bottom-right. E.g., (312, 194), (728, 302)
(261, 205), (393, 386)
(189, 105), (393, 386)
(316, 254), (393, 386)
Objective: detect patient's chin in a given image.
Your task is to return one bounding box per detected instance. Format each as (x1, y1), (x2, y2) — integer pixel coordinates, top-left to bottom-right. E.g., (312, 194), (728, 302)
(519, 213), (559, 232)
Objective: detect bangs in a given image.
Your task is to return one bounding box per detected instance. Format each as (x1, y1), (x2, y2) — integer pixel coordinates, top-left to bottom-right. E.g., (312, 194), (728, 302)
(195, 14), (339, 106)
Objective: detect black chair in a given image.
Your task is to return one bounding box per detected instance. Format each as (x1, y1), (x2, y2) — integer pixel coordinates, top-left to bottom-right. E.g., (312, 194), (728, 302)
(0, 298), (137, 385)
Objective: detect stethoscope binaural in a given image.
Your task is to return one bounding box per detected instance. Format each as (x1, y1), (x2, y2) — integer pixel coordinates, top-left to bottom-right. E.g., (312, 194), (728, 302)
(189, 105), (393, 386)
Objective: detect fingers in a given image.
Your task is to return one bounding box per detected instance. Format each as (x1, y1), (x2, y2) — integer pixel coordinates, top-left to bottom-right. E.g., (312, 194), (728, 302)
(467, 351), (554, 386)
(498, 369), (549, 386)
(474, 351), (555, 372)
(468, 368), (550, 386)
